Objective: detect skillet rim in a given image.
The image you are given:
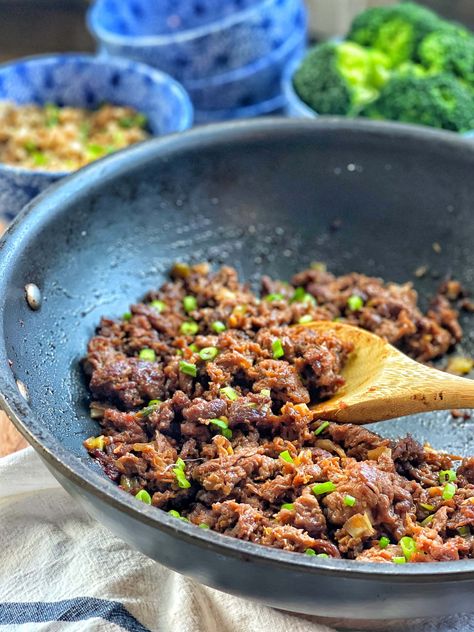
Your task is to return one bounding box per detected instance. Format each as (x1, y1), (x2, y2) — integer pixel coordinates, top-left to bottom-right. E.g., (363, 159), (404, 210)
(1, 116), (474, 581)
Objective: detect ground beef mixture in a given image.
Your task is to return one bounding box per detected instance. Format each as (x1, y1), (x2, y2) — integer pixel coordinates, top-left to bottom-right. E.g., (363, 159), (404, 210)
(83, 263), (474, 563)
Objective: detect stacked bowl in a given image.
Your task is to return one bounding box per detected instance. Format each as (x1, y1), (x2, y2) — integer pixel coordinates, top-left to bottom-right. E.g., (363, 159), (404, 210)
(88, 0), (308, 123)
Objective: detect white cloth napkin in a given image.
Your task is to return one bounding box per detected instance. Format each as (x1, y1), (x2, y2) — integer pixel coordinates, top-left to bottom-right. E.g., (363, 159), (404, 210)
(1, 447), (473, 632)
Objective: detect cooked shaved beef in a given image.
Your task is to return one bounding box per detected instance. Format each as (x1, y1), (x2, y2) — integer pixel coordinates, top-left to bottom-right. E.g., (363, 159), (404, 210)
(84, 263), (473, 562)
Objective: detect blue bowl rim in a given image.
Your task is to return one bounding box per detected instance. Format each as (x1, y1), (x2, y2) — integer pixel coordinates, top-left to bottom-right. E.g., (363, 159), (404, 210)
(195, 92), (287, 121)
(88, 0), (298, 47)
(0, 52), (194, 179)
(184, 21), (306, 89)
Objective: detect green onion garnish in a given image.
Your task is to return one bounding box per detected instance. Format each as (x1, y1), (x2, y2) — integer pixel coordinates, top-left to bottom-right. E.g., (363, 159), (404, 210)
(180, 321), (199, 335)
(168, 509), (181, 518)
(298, 315), (313, 324)
(123, 312), (132, 321)
(118, 112), (147, 129)
(305, 548), (316, 556)
(312, 481), (336, 495)
(199, 346), (218, 361)
(439, 470), (457, 484)
(45, 103), (60, 127)
(260, 388), (271, 397)
(135, 489), (152, 504)
(316, 553), (329, 558)
(211, 320), (226, 333)
(347, 295), (364, 311)
(139, 348), (156, 362)
(442, 482), (456, 500)
(173, 459), (191, 489)
(149, 399), (160, 405)
(379, 536), (390, 549)
(150, 299), (166, 312)
(188, 343), (199, 353)
(399, 536), (417, 561)
(209, 418), (232, 439)
(314, 421), (329, 436)
(32, 151), (48, 166)
(343, 494), (356, 507)
(264, 293), (284, 302)
(23, 140), (37, 153)
(279, 450), (294, 464)
(199, 523), (210, 529)
(220, 386), (238, 401)
(421, 515), (434, 527)
(86, 143), (106, 158)
(292, 287), (306, 302)
(272, 338), (284, 359)
(392, 556), (406, 564)
(281, 503), (295, 511)
(179, 360), (197, 377)
(183, 295), (197, 313)
(138, 400), (161, 417)
(419, 503), (435, 511)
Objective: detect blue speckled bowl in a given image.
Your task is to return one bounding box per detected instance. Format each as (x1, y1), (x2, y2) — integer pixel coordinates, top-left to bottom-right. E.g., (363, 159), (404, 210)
(88, 0), (305, 81)
(0, 53), (193, 222)
(183, 18), (307, 111)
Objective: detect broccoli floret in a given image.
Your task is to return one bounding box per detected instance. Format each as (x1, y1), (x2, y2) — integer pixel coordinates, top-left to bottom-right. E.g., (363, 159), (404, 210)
(420, 31), (474, 87)
(347, 2), (463, 67)
(293, 41), (391, 116)
(362, 72), (474, 132)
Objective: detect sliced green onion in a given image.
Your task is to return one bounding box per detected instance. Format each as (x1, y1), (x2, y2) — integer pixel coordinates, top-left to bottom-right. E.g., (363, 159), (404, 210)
(199, 523), (210, 529)
(419, 503), (435, 511)
(176, 349), (183, 356)
(175, 457), (186, 470)
(199, 346), (218, 361)
(399, 536), (417, 561)
(183, 295), (197, 313)
(139, 348), (156, 362)
(458, 526), (470, 537)
(316, 553), (329, 558)
(188, 343), (199, 353)
(168, 509), (181, 518)
(179, 360), (197, 377)
(118, 112), (147, 129)
(439, 469), (457, 484)
(312, 481), (336, 496)
(311, 262), (327, 272)
(123, 312), (132, 321)
(305, 548), (316, 556)
(135, 489), (151, 504)
(23, 140), (37, 153)
(281, 503), (295, 511)
(209, 417), (233, 440)
(173, 461), (191, 489)
(379, 536), (390, 549)
(442, 482), (457, 500)
(314, 421), (330, 436)
(343, 494), (356, 507)
(45, 103), (60, 127)
(150, 299), (166, 312)
(260, 388), (271, 397)
(180, 321), (199, 335)
(138, 400), (161, 417)
(272, 338), (284, 359)
(32, 151), (48, 166)
(292, 287), (306, 302)
(392, 556), (406, 564)
(148, 399), (160, 406)
(211, 320), (226, 333)
(220, 386), (238, 401)
(347, 295), (364, 311)
(264, 293), (284, 302)
(298, 314), (313, 324)
(303, 294), (317, 305)
(86, 143), (106, 158)
(279, 450), (294, 464)
(421, 515), (434, 527)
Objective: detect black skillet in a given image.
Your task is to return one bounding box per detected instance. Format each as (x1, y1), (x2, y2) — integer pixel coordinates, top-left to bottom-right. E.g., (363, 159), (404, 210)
(1, 118), (474, 621)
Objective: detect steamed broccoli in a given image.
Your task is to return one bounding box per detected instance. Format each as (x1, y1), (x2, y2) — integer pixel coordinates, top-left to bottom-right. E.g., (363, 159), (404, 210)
(347, 2), (467, 67)
(293, 41), (391, 116)
(362, 72), (474, 132)
(420, 30), (474, 87)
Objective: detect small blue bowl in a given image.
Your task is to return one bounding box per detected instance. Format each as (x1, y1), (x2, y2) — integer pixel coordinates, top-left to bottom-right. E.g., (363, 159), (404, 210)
(88, 0), (305, 81)
(194, 93), (287, 123)
(183, 17), (307, 111)
(0, 53), (193, 222)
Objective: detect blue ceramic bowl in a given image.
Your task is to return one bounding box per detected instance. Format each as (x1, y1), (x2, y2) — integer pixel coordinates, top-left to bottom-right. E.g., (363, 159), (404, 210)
(88, 0), (305, 81)
(194, 93), (287, 123)
(183, 18), (307, 111)
(0, 53), (193, 222)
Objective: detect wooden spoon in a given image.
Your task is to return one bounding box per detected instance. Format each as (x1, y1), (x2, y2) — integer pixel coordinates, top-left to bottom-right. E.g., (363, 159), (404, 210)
(300, 320), (474, 424)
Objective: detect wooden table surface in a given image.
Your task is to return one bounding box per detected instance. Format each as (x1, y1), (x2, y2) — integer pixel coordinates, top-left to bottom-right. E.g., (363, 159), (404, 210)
(0, 219), (28, 457)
